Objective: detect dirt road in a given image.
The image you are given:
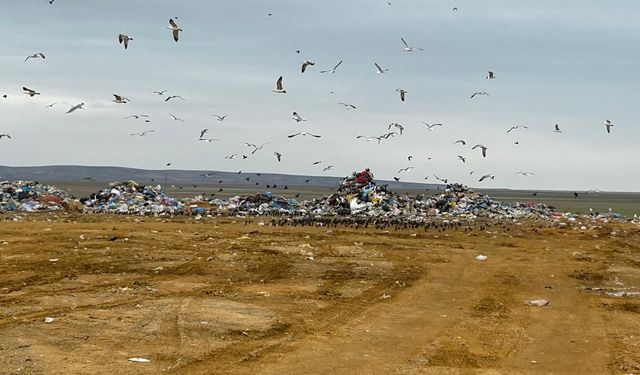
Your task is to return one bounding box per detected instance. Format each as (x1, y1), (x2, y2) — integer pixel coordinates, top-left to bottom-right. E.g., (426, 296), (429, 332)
(0, 214), (638, 374)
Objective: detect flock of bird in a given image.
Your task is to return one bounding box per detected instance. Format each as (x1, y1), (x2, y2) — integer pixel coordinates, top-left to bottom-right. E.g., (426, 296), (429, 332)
(1, 2), (622, 189)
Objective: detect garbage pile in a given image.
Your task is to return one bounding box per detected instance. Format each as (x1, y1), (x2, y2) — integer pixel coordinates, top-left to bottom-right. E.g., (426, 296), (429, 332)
(226, 192), (300, 215)
(81, 181), (184, 215)
(0, 180), (77, 212)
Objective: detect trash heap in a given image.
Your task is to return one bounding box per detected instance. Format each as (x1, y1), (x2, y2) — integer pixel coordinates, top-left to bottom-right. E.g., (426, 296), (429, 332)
(0, 180), (77, 212)
(82, 181), (184, 215)
(226, 192), (300, 215)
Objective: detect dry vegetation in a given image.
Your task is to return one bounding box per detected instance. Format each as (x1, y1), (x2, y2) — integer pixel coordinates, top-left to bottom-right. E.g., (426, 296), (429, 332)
(1, 213), (639, 374)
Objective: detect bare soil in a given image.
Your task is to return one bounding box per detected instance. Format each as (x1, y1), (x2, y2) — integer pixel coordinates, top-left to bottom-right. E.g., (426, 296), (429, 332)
(1, 214), (639, 374)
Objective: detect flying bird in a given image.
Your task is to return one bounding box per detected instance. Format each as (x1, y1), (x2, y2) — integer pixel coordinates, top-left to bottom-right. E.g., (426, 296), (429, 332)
(356, 135), (383, 144)
(453, 139), (466, 145)
(168, 19), (182, 42)
(407, 155), (413, 161)
(603, 120), (614, 134)
(478, 174), (495, 182)
(273, 76), (286, 93)
(24, 53), (45, 62)
(118, 34), (133, 49)
(113, 94), (130, 103)
(472, 144), (487, 157)
(23, 87), (40, 97)
(250, 142), (270, 154)
(153, 90), (168, 95)
(396, 89), (407, 102)
(45, 103), (56, 108)
(422, 122), (443, 130)
(338, 102), (356, 110)
(393, 177), (400, 182)
(224, 154), (239, 160)
(374, 62), (389, 74)
(199, 129), (209, 138)
(506, 125), (529, 133)
(66, 103), (85, 114)
(125, 114), (149, 120)
(433, 175), (448, 184)
(130, 130), (155, 136)
(165, 95), (184, 102)
(401, 37), (423, 52)
(486, 71), (495, 79)
(288, 132), (321, 138)
(212, 114), (229, 121)
(292, 111), (306, 122)
(515, 171), (535, 176)
(274, 152), (282, 162)
(199, 138), (220, 142)
(0, 134), (12, 140)
(554, 124), (562, 133)
(457, 155), (466, 163)
(320, 60), (343, 74)
(312, 161), (322, 165)
(169, 113), (184, 121)
(301, 60), (315, 73)
(322, 165), (334, 172)
(470, 91), (489, 99)
(397, 166), (414, 174)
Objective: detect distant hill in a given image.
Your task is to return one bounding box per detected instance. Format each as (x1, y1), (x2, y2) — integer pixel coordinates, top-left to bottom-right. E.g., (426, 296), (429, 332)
(0, 165), (440, 190)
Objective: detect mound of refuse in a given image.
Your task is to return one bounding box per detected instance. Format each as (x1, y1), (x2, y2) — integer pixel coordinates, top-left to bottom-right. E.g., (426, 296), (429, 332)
(81, 181), (184, 215)
(0, 180), (80, 212)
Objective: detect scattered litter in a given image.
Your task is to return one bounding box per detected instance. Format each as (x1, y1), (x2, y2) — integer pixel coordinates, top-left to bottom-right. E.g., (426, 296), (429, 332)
(524, 299), (549, 307)
(128, 357), (151, 363)
(382, 293), (392, 299)
(43, 317), (55, 323)
(475, 255), (488, 261)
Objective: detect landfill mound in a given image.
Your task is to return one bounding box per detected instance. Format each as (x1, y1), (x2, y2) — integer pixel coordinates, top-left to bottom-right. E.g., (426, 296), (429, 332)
(0, 172), (627, 221)
(0, 180), (79, 212)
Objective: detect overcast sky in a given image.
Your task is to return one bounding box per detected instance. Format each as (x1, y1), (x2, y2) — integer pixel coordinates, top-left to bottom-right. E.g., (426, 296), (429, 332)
(2, 0), (639, 191)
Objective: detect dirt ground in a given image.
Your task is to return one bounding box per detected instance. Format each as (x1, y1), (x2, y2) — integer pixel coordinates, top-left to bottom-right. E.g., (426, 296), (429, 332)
(1, 214), (639, 375)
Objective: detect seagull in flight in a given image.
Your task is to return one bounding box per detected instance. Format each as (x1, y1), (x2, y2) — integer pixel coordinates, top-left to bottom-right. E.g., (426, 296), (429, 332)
(24, 52), (45, 62)
(292, 111), (306, 122)
(168, 19), (182, 42)
(338, 102), (356, 110)
(515, 171), (535, 176)
(356, 135), (383, 144)
(274, 152), (282, 162)
(506, 125), (528, 133)
(397, 166), (414, 174)
(301, 60), (315, 73)
(273, 76), (286, 93)
(603, 120), (614, 134)
(199, 138), (220, 142)
(113, 94), (130, 103)
(199, 129), (209, 138)
(169, 113), (184, 121)
(396, 89), (407, 102)
(45, 103), (57, 108)
(130, 130), (155, 136)
(251, 142), (271, 154)
(453, 139), (466, 145)
(401, 37), (423, 52)
(374, 62), (389, 74)
(165, 95), (184, 102)
(486, 71), (495, 80)
(153, 90), (168, 95)
(472, 144), (487, 157)
(322, 165), (334, 172)
(288, 132), (321, 138)
(0, 134), (12, 140)
(66, 103), (85, 114)
(320, 60), (343, 74)
(554, 124), (562, 133)
(118, 34), (133, 49)
(422, 122), (443, 130)
(312, 161), (322, 165)
(457, 155), (466, 163)
(212, 114), (229, 121)
(125, 114), (149, 120)
(224, 154), (239, 160)
(433, 175), (448, 184)
(23, 87), (40, 97)
(470, 91), (489, 99)
(478, 174), (495, 182)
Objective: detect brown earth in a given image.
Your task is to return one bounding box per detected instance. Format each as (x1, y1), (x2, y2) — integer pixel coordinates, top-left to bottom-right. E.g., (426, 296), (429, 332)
(0, 214), (639, 374)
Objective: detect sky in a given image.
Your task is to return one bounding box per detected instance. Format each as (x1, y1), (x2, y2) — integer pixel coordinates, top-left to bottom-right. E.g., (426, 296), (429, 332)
(1, 0), (640, 191)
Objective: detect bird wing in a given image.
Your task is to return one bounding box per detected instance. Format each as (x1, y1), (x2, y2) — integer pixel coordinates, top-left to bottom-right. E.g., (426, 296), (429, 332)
(470, 93), (477, 98)
(276, 76), (283, 90)
(333, 60), (343, 70)
(309, 133), (321, 138)
(401, 37), (409, 48)
(173, 29), (179, 42)
(374, 62), (383, 72)
(169, 18), (178, 28)
(288, 133), (300, 138)
(119, 34), (124, 44)
(301, 62), (308, 73)
(400, 91), (405, 101)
